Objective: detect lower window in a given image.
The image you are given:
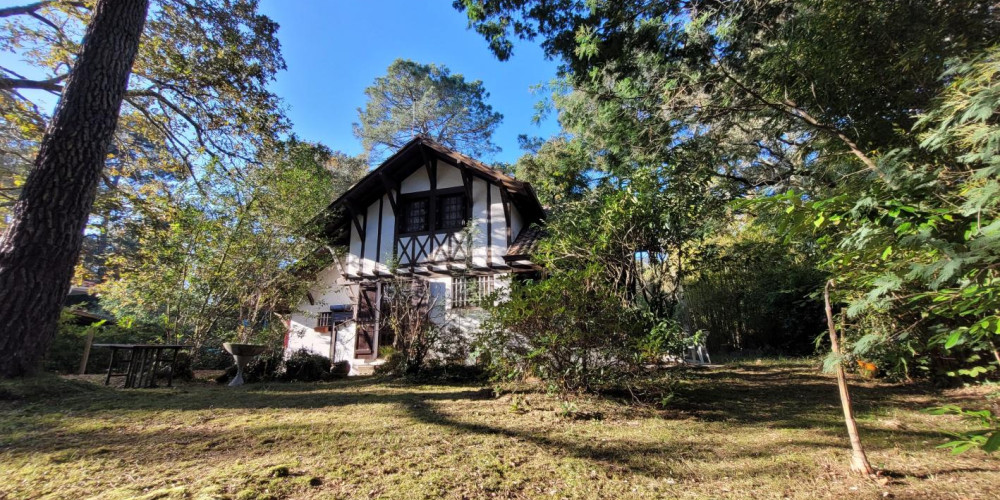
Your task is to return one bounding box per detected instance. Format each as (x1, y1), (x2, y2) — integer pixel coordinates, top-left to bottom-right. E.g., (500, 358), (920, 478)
(452, 275), (495, 308)
(316, 311), (333, 332)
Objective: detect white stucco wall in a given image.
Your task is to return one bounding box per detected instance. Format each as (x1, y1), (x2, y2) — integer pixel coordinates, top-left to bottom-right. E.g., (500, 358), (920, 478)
(363, 199), (379, 275)
(400, 166), (430, 193)
(352, 163), (520, 269)
(436, 162), (464, 189)
(378, 193), (396, 269)
(287, 261), (357, 362)
(289, 264), (512, 367)
(471, 177), (488, 267)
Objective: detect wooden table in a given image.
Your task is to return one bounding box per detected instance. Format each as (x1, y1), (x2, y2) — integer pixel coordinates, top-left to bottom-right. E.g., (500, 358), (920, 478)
(92, 344), (191, 388)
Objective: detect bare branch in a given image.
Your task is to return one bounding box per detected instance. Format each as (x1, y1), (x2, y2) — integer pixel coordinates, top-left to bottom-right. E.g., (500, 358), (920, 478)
(123, 95), (209, 198)
(0, 73), (68, 92)
(0, 1), (85, 18)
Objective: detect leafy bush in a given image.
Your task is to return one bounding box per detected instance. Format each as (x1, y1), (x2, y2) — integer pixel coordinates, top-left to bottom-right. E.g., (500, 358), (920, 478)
(477, 267), (684, 392)
(216, 349), (284, 384)
(46, 310), (164, 374)
(377, 277), (440, 375)
(682, 238), (826, 355)
(282, 349), (333, 382)
(165, 352), (195, 381)
(331, 360), (350, 378)
(216, 348), (348, 384)
(926, 403), (1000, 454)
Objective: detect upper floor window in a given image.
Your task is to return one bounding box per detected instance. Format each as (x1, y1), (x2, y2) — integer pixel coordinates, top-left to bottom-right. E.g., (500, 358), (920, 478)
(399, 191), (468, 234)
(402, 197), (429, 233)
(437, 193), (467, 230)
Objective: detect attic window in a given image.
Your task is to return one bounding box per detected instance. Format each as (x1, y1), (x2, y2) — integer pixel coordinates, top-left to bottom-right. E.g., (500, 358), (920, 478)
(437, 193), (467, 230)
(402, 197), (429, 233)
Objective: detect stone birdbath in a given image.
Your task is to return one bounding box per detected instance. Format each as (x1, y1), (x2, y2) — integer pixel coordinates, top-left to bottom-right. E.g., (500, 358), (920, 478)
(223, 342), (266, 387)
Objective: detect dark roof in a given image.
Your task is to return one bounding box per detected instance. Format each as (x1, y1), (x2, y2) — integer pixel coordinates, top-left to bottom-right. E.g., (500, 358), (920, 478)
(314, 135), (545, 245)
(505, 224), (547, 260)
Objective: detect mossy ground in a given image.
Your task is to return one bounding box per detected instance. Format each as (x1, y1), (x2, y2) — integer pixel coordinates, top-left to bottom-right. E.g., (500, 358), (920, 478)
(1, 359), (997, 499)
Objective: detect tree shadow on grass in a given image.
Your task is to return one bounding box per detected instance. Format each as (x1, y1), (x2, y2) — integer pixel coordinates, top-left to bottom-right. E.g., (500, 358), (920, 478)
(4, 364), (991, 489)
(673, 364), (939, 425)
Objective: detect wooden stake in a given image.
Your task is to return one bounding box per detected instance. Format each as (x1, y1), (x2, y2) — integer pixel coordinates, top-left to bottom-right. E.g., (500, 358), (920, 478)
(825, 280), (875, 476)
(78, 327), (96, 375)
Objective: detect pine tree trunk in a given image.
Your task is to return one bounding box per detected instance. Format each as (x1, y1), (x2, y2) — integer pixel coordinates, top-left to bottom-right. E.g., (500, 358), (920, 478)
(824, 280), (875, 476)
(0, 0), (150, 377)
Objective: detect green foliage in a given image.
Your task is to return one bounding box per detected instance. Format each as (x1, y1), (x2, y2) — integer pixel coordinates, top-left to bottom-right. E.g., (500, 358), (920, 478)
(282, 349), (339, 382)
(925, 405), (1000, 454)
(97, 140), (353, 358)
(46, 311), (162, 374)
(375, 275), (473, 377)
(2, 1), (361, 371)
(217, 349), (346, 384)
(456, 1), (1000, 456)
(1, 0), (290, 276)
(330, 360), (351, 379)
(217, 349), (284, 384)
(753, 47), (1000, 383)
(682, 232), (826, 355)
(477, 267), (679, 391)
(510, 135), (595, 206)
(354, 58), (503, 162)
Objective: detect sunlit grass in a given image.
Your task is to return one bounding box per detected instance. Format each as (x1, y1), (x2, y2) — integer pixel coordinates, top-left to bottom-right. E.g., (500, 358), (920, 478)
(1, 360), (997, 499)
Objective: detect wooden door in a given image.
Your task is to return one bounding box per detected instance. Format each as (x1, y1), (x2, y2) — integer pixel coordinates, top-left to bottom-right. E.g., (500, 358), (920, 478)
(355, 285), (376, 359)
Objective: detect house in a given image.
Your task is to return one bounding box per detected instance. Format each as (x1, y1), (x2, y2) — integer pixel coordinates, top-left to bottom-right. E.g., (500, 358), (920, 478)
(284, 136), (545, 374)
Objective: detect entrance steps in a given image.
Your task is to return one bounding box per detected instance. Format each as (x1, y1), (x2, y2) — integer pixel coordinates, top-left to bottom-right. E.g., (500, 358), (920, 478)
(349, 359), (385, 376)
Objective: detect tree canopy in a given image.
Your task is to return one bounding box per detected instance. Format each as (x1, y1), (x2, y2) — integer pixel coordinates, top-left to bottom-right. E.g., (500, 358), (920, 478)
(457, 0), (1000, 458)
(354, 58), (503, 163)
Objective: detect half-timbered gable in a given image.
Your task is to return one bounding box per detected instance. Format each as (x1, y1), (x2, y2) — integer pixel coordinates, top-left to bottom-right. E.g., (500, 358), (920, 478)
(286, 136), (544, 374)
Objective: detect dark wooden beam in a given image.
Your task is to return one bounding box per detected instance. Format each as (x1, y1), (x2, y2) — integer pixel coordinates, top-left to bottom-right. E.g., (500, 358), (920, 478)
(359, 208), (367, 272)
(345, 203), (365, 245)
(375, 197), (383, 268)
(486, 182), (493, 267)
(378, 171), (398, 214)
(418, 146), (436, 190)
(460, 169), (473, 220)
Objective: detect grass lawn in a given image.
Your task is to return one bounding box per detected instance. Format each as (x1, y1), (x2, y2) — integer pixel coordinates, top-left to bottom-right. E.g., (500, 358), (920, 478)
(1, 359), (997, 500)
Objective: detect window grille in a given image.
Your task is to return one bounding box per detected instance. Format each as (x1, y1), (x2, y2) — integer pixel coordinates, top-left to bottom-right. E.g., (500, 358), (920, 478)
(437, 193), (467, 230)
(317, 311), (333, 330)
(402, 197), (429, 233)
(452, 275), (495, 308)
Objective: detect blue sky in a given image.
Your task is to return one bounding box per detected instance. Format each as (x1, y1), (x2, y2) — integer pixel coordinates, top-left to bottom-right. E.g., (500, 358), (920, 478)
(259, 0), (562, 164)
(0, 0), (563, 164)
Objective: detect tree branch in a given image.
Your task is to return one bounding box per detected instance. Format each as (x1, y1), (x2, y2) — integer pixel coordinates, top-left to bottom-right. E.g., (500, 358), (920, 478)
(716, 64), (879, 173)
(0, 1), (85, 18)
(0, 73), (68, 92)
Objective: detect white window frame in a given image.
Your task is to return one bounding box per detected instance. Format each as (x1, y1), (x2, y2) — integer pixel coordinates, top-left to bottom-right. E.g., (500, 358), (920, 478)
(452, 275), (495, 309)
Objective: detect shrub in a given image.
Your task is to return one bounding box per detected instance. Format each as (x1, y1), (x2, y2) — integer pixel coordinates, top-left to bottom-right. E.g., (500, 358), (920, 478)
(376, 276), (476, 377)
(477, 267), (683, 392)
(281, 349), (332, 382)
(216, 349), (284, 384)
(166, 352), (195, 381)
(331, 360), (351, 378)
(681, 238), (826, 355)
(46, 310), (164, 374)
(216, 349), (347, 384)
(378, 277), (440, 375)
